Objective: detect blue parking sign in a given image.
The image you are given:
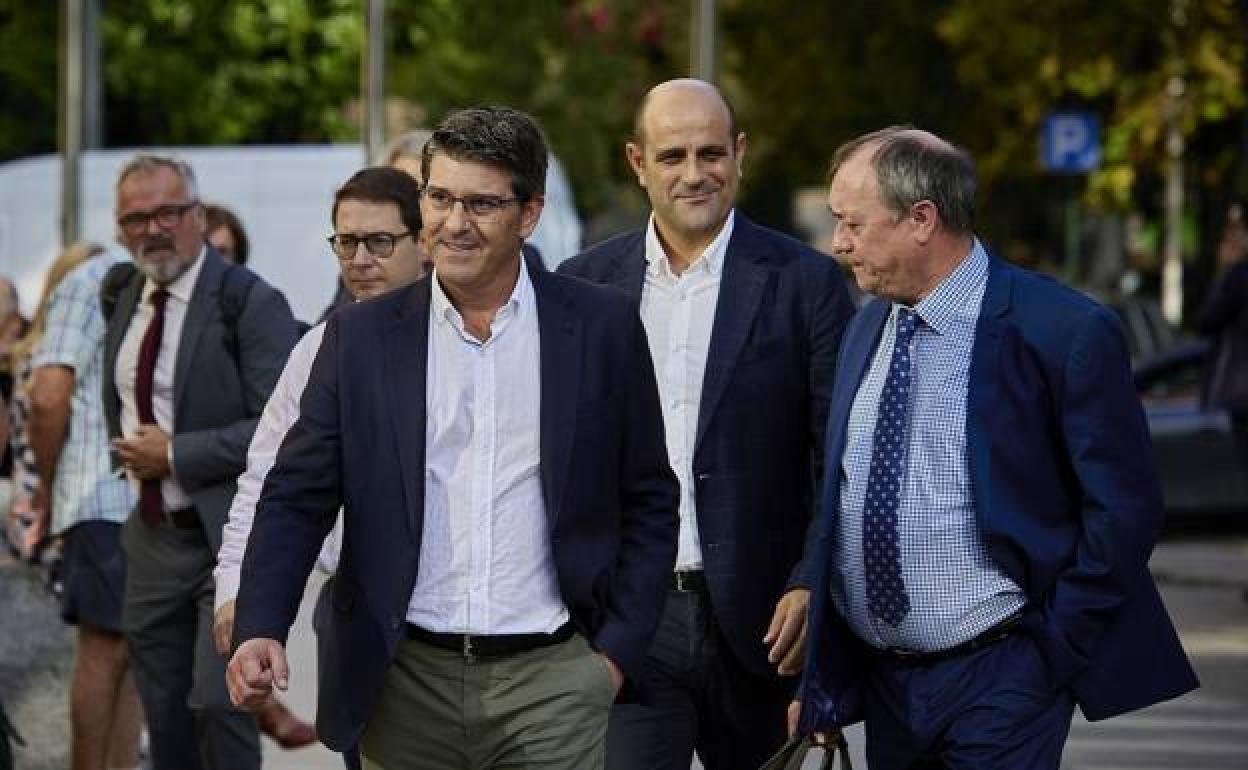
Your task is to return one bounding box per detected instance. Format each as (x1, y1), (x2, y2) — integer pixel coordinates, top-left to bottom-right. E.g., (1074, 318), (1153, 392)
(1041, 112), (1101, 173)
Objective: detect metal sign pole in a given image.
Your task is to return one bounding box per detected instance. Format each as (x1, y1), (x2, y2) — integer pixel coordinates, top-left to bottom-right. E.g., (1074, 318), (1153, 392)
(363, 0), (386, 163)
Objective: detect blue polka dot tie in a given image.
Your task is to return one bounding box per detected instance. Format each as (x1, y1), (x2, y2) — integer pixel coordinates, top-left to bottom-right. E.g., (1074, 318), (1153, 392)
(863, 307), (918, 626)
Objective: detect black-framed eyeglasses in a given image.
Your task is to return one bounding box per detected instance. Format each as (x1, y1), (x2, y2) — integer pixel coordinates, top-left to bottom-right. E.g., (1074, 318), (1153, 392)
(327, 231), (414, 260)
(421, 187), (524, 218)
(117, 201), (199, 235)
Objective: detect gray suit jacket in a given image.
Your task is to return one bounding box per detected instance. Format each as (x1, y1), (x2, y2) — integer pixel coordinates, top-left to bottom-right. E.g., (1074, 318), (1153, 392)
(102, 247), (299, 552)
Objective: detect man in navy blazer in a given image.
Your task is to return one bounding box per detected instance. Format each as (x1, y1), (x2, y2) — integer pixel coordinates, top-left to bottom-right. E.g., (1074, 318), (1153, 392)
(793, 127), (1197, 768)
(226, 107), (678, 769)
(560, 79), (853, 770)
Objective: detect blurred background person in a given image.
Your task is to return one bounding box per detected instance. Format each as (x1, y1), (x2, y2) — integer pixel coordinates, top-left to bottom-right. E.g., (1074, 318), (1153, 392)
(1196, 201), (1248, 468)
(6, 247), (100, 562)
(23, 241), (144, 770)
(319, 131), (432, 322)
(0, 276), (28, 529)
(204, 204), (251, 266)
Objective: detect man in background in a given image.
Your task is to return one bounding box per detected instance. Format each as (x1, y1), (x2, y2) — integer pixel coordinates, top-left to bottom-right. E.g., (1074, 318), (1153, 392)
(560, 79), (853, 769)
(101, 154), (298, 769)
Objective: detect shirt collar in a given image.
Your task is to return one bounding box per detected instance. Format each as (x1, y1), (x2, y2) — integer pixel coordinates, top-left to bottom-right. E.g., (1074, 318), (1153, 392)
(643, 209), (735, 280)
(143, 245), (206, 306)
(904, 237), (989, 335)
(430, 252), (533, 329)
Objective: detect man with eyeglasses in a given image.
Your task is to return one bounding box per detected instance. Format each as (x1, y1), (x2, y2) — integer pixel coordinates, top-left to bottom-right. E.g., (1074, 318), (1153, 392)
(227, 106), (678, 770)
(559, 79), (854, 770)
(212, 166), (426, 769)
(100, 154), (299, 770)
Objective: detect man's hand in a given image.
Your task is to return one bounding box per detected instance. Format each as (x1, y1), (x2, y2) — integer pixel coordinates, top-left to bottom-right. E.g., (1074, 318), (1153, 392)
(601, 654), (624, 695)
(787, 699), (802, 737)
(764, 588), (810, 675)
(214, 600), (237, 657)
(112, 424), (171, 480)
(226, 638), (289, 709)
(786, 699), (844, 748)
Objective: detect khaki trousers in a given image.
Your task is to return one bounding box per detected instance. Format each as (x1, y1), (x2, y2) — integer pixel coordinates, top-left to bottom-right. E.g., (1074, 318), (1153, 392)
(361, 632), (614, 770)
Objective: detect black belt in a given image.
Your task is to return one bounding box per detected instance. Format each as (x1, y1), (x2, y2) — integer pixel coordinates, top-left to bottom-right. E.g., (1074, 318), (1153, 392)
(873, 612), (1023, 665)
(670, 570), (707, 593)
(160, 507), (200, 529)
(405, 621), (574, 659)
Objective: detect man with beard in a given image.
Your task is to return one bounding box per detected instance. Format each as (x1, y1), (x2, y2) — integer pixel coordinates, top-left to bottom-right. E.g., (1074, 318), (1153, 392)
(101, 155), (299, 770)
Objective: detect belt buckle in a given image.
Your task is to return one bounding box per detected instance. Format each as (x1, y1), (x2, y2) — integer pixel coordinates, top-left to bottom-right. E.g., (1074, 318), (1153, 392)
(674, 570), (698, 592)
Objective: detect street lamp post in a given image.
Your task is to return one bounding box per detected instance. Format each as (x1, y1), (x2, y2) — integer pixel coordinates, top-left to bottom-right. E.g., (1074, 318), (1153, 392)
(362, 0), (386, 163)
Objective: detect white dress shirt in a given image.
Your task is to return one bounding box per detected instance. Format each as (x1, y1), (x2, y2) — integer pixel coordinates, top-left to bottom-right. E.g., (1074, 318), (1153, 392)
(639, 210), (734, 571)
(115, 249), (205, 512)
(213, 322), (343, 612)
(406, 260), (568, 634)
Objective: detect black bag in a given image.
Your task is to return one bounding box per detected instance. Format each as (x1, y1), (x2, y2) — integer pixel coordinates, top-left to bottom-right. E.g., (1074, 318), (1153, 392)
(759, 732), (853, 770)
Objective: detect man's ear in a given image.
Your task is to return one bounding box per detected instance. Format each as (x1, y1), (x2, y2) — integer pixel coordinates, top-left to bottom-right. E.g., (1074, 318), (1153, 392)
(910, 200), (940, 243)
(625, 142), (645, 187)
(517, 195), (545, 240)
(734, 132), (747, 177)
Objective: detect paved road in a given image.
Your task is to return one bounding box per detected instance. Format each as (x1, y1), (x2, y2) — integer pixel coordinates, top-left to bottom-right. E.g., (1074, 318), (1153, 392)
(3, 538), (1246, 769)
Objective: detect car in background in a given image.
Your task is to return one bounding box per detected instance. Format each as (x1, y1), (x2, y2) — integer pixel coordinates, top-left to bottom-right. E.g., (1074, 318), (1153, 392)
(1133, 336), (1248, 515)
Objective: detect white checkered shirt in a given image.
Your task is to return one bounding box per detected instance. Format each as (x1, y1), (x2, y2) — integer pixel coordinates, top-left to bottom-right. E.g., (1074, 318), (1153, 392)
(832, 240), (1025, 652)
(30, 251), (134, 534)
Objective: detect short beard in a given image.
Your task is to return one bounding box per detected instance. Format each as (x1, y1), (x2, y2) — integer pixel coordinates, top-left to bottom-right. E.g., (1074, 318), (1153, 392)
(134, 246), (194, 286)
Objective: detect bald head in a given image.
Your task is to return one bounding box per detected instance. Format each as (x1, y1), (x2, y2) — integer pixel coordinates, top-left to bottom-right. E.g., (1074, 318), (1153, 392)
(632, 79), (738, 148)
(626, 79), (746, 264)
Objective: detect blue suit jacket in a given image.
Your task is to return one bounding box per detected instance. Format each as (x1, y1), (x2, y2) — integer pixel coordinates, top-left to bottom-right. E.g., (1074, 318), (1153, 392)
(798, 256), (1198, 733)
(560, 214), (853, 676)
(232, 263), (679, 751)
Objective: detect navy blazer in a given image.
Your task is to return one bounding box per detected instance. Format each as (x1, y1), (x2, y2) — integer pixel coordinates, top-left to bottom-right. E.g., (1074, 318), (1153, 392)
(232, 264), (679, 751)
(560, 214), (853, 675)
(797, 256), (1198, 733)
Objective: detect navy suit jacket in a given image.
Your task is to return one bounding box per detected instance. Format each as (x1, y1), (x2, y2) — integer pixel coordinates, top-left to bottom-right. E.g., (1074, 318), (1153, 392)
(232, 263), (679, 751)
(798, 256), (1198, 732)
(560, 214), (853, 675)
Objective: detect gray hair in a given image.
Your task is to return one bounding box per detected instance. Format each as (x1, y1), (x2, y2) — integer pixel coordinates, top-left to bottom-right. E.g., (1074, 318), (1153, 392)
(115, 154), (200, 200)
(828, 126), (976, 235)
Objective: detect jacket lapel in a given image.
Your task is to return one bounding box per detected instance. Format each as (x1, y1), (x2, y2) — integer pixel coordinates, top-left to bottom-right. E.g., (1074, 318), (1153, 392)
(608, 232), (647, 302)
(966, 257), (1012, 531)
(695, 218), (769, 451)
(828, 299), (890, 465)
(172, 249), (224, 415)
(384, 280), (432, 550)
(533, 268), (581, 527)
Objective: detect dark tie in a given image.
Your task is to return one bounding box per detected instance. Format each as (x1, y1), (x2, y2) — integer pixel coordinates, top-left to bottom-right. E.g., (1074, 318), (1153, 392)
(863, 307), (919, 626)
(135, 288), (169, 526)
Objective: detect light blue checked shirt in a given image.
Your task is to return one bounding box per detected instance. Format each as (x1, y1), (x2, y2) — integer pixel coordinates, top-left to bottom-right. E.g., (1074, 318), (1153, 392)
(30, 251), (134, 534)
(832, 240), (1025, 652)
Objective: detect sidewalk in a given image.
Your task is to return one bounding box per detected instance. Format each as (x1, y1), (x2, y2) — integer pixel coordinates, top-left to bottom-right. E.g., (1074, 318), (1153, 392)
(2, 538), (1243, 769)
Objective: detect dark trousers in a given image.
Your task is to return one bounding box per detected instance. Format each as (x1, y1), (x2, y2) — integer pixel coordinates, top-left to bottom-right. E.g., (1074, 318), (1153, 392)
(605, 589), (793, 770)
(121, 515), (260, 770)
(863, 632), (1075, 770)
